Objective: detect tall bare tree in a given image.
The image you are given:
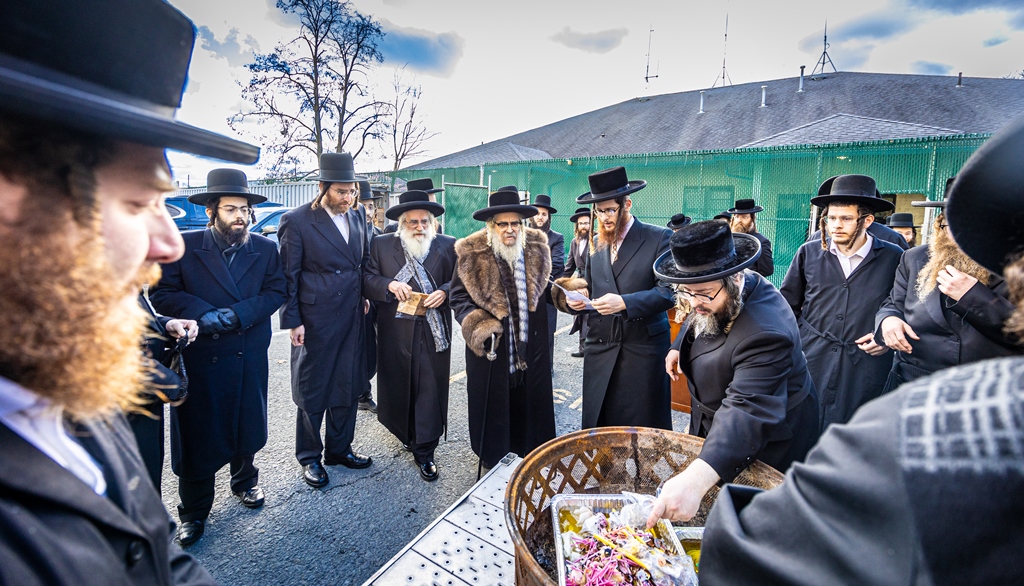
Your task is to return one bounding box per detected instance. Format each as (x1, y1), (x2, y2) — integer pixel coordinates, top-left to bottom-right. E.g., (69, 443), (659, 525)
(382, 68), (439, 171)
(328, 11), (386, 159)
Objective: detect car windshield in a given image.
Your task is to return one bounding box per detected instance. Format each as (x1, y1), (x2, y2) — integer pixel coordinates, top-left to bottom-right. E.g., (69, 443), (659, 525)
(254, 208), (278, 223)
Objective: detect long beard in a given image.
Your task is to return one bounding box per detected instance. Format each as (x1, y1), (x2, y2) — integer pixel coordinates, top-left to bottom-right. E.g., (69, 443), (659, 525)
(214, 215), (250, 246)
(575, 227), (590, 240)
(488, 227), (525, 268)
(687, 292), (743, 339)
(399, 225), (435, 261)
(0, 204), (154, 421)
(915, 225), (991, 298)
(596, 211), (624, 250)
(730, 218), (754, 234)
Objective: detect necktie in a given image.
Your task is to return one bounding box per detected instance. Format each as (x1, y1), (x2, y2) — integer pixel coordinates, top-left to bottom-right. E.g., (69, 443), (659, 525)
(611, 243), (619, 264)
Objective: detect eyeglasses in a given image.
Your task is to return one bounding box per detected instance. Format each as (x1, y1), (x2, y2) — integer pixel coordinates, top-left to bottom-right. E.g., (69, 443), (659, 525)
(331, 188), (357, 197)
(404, 219), (432, 227)
(938, 223), (948, 230)
(674, 283), (724, 304)
(594, 206), (621, 217)
(218, 206), (252, 216)
(494, 220), (523, 230)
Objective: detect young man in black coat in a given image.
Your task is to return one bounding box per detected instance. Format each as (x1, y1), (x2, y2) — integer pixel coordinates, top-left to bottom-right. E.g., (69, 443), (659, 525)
(363, 191), (456, 481)
(151, 169), (286, 546)
(0, 0), (258, 582)
(653, 221), (820, 520)
(727, 198), (774, 277)
(531, 194), (565, 365)
(563, 207), (592, 357)
(555, 167), (676, 430)
(357, 179), (381, 413)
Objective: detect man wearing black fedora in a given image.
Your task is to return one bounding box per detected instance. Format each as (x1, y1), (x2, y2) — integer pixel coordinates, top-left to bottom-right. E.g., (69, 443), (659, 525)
(449, 186), (556, 468)
(674, 114), (1024, 586)
(666, 212), (693, 232)
(0, 0), (259, 580)
(886, 212), (917, 248)
(649, 220), (819, 523)
(873, 180), (1019, 393)
(807, 200), (909, 251)
(151, 169), (286, 546)
(727, 199), (773, 277)
(357, 179), (380, 414)
(278, 152), (374, 490)
(780, 174), (904, 429)
(363, 190), (456, 481)
(554, 167), (675, 430)
(531, 194), (565, 365)
(385, 178), (444, 234)
(563, 207), (593, 357)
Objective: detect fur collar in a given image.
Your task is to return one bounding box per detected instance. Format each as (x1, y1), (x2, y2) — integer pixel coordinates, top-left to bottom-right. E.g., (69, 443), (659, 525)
(454, 227), (552, 318)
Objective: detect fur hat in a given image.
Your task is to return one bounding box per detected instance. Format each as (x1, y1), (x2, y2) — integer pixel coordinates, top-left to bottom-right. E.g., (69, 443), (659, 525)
(653, 220), (761, 284)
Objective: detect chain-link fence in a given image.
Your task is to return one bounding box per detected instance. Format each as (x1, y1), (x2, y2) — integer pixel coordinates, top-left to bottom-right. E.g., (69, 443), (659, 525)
(386, 134), (989, 287)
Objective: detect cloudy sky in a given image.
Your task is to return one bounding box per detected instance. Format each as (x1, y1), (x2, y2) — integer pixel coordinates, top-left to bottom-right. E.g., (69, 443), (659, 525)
(166, 0), (1024, 185)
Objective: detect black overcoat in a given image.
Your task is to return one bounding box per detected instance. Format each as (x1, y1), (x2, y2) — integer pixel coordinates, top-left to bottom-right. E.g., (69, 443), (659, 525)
(672, 272), (820, 481)
(150, 230), (285, 480)
(364, 221), (382, 388)
(751, 230), (774, 277)
(780, 236), (903, 428)
(362, 233), (456, 445)
(564, 236), (590, 337)
(580, 220), (675, 429)
(874, 245), (1019, 388)
(450, 228), (556, 468)
(0, 416), (214, 585)
(277, 203), (369, 412)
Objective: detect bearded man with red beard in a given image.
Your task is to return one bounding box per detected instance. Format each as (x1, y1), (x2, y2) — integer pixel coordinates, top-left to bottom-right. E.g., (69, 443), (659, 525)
(0, 0), (259, 582)
(873, 182), (1020, 392)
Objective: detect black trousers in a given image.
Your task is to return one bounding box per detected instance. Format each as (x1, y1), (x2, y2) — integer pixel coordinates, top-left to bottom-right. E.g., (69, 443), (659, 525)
(407, 319), (443, 464)
(177, 454), (258, 522)
(295, 404), (357, 465)
(547, 303), (558, 365)
(127, 400), (164, 491)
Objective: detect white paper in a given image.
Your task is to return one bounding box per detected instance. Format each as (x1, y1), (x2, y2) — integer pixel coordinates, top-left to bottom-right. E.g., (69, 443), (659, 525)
(553, 281), (594, 310)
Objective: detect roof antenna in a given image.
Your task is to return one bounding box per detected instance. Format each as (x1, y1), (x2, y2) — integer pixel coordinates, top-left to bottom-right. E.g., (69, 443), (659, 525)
(712, 13), (733, 88)
(644, 26), (659, 87)
(812, 20), (837, 75)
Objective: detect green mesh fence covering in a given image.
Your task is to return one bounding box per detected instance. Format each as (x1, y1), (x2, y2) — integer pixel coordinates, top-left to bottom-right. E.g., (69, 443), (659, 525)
(385, 134), (990, 287)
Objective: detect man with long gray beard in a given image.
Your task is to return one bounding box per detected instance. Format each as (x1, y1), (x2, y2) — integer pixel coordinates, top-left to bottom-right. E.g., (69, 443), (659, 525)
(450, 186), (556, 469)
(873, 182), (1019, 392)
(151, 169), (286, 546)
(654, 220), (819, 519)
(363, 190), (456, 481)
(0, 0), (259, 581)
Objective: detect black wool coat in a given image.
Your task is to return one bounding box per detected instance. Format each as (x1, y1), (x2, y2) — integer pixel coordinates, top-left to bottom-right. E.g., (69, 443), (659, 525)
(0, 417), (214, 585)
(808, 221), (910, 250)
(564, 236), (590, 336)
(364, 221), (382, 387)
(362, 233), (456, 445)
(580, 220), (675, 430)
(543, 226), (565, 282)
(450, 228), (556, 468)
(277, 203), (369, 412)
(874, 245), (1019, 388)
(750, 231), (774, 277)
(672, 272), (820, 482)
(780, 236), (903, 429)
(150, 230), (285, 480)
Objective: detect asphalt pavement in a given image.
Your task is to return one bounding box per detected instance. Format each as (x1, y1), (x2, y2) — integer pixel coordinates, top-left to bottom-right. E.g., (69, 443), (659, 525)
(158, 311), (689, 585)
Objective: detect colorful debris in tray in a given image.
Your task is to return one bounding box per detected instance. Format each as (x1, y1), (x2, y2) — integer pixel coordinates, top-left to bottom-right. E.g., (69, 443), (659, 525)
(558, 504), (697, 586)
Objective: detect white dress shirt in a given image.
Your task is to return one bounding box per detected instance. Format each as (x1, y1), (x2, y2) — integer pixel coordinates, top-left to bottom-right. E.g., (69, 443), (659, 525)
(829, 233), (873, 278)
(328, 208), (351, 242)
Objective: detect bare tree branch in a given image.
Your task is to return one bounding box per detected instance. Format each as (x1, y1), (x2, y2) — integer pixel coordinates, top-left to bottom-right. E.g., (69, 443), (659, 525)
(381, 68), (439, 171)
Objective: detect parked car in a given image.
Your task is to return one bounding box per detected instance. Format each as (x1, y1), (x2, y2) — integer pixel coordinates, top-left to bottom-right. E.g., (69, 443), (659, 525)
(252, 206), (291, 246)
(165, 195), (282, 232)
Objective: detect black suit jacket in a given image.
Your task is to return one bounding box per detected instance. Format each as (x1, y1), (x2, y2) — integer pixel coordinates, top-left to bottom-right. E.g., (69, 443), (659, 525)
(751, 231), (774, 277)
(563, 236), (588, 278)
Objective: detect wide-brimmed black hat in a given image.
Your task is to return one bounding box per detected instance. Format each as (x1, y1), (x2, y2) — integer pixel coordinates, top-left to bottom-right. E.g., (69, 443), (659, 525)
(728, 199), (763, 214)
(533, 194), (557, 213)
(187, 169), (267, 206)
(577, 166), (647, 204)
(887, 212), (917, 227)
(570, 207), (591, 223)
(406, 178), (443, 194)
(385, 190), (445, 221)
(314, 152), (364, 183)
(912, 177), (955, 209)
(667, 213), (693, 230)
(811, 175), (895, 213)
(0, 0), (259, 164)
(654, 220), (761, 284)
(947, 116), (1024, 273)
(358, 180), (376, 201)
(473, 185), (538, 221)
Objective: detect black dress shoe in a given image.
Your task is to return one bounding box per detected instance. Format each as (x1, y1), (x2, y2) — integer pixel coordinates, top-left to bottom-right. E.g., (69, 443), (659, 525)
(302, 462), (329, 488)
(357, 394), (378, 413)
(176, 520), (205, 547)
(325, 452), (373, 469)
(418, 460), (438, 482)
(233, 485), (265, 508)
(571, 350), (584, 358)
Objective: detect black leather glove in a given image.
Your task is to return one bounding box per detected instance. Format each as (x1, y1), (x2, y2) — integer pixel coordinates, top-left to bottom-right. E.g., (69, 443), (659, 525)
(217, 307), (240, 331)
(198, 309), (227, 335)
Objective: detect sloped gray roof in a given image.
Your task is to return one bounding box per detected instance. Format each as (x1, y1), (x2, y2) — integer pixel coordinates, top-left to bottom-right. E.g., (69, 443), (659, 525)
(411, 141), (551, 170)
(406, 71), (1024, 170)
(739, 113), (961, 147)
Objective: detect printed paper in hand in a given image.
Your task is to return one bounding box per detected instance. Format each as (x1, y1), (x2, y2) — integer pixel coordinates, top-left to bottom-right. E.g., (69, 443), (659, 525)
(553, 281), (594, 310)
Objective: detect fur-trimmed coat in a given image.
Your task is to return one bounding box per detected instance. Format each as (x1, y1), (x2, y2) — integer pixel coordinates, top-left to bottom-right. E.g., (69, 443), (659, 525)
(449, 227), (556, 467)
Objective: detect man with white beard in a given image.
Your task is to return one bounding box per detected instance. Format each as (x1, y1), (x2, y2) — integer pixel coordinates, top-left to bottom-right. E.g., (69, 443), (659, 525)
(362, 191), (456, 481)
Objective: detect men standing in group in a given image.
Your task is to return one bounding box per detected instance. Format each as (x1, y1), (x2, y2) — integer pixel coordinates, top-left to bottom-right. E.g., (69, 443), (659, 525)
(728, 199), (773, 277)
(357, 179), (379, 414)
(363, 190), (456, 481)
(450, 186), (556, 469)
(653, 220), (820, 521)
(152, 169), (286, 546)
(278, 152), (373, 491)
(531, 194), (565, 364)
(0, 1), (251, 578)
(563, 207), (592, 358)
(780, 174), (903, 429)
(555, 167), (675, 430)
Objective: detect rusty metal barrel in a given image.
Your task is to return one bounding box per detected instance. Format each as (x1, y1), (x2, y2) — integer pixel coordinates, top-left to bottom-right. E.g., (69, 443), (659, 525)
(504, 426), (784, 585)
